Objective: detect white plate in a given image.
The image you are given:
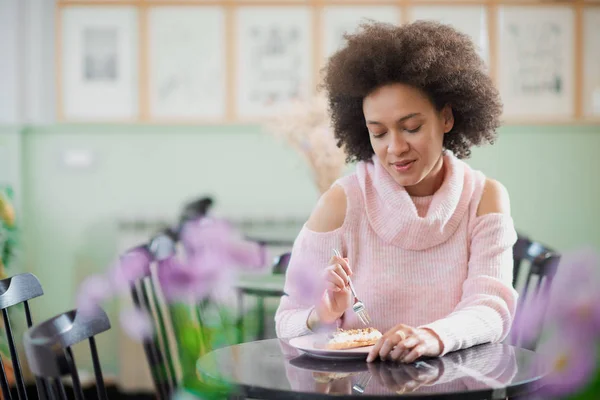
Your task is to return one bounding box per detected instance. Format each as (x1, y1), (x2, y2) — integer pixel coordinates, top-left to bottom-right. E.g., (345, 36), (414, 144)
(288, 334), (374, 360)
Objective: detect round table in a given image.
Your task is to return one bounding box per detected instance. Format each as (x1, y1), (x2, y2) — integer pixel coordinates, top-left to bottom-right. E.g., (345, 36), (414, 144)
(235, 274), (286, 342)
(197, 339), (546, 399)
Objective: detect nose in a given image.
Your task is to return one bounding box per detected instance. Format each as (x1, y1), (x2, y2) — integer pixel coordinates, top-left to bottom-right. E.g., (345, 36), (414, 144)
(387, 131), (410, 156)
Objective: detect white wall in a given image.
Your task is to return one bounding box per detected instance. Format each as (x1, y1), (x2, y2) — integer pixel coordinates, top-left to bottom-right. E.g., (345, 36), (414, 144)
(0, 0), (20, 124)
(0, 0), (55, 125)
(22, 0), (56, 123)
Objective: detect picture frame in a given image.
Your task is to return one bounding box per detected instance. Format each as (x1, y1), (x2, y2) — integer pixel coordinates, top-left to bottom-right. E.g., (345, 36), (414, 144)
(148, 6), (226, 121)
(497, 6), (575, 120)
(409, 5), (489, 67)
(583, 7), (600, 118)
(321, 6), (401, 61)
(235, 6), (313, 120)
(60, 6), (139, 121)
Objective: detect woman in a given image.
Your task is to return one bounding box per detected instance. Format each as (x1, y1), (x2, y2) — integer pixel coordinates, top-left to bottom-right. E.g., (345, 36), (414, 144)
(275, 20), (518, 364)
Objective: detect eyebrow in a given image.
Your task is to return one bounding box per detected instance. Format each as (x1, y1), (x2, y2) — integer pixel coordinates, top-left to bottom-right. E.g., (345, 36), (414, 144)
(366, 112), (422, 125)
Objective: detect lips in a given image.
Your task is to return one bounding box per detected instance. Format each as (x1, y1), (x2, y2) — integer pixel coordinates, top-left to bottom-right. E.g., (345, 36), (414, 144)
(391, 160), (416, 172)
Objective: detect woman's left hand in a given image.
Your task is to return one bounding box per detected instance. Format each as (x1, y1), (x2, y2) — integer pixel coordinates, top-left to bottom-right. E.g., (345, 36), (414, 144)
(367, 324), (444, 363)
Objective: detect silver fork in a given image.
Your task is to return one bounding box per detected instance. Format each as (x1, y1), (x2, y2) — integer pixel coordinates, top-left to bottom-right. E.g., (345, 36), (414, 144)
(352, 372), (372, 394)
(332, 249), (372, 326)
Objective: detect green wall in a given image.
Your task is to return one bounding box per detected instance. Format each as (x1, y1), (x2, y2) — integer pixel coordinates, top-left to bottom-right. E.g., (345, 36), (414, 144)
(11, 123), (600, 373)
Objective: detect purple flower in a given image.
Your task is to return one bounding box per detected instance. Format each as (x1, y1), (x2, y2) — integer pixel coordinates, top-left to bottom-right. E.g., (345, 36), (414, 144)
(108, 247), (152, 292)
(514, 249), (600, 343)
(180, 217), (267, 270)
(157, 217), (268, 304)
(76, 215), (267, 342)
(76, 274), (114, 317)
(514, 248), (600, 397)
(157, 256), (205, 302)
(546, 249), (600, 333)
(119, 307), (154, 342)
(535, 329), (598, 397)
(285, 262), (326, 307)
(157, 253), (239, 303)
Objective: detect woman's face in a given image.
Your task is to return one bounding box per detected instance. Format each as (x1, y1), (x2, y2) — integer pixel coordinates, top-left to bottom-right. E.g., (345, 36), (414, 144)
(363, 83), (454, 192)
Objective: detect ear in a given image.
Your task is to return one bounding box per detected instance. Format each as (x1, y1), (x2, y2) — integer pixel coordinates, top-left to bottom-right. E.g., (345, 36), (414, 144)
(441, 104), (454, 134)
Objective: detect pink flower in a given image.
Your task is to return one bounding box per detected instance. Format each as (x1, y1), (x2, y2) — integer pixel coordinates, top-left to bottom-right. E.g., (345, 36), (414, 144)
(535, 329), (598, 397)
(180, 217), (233, 255)
(285, 261), (326, 307)
(514, 248), (600, 397)
(76, 274), (114, 317)
(76, 215), (266, 342)
(180, 217), (267, 270)
(546, 249), (600, 334)
(108, 247), (152, 292)
(514, 249), (600, 342)
(119, 308), (154, 342)
(157, 256), (208, 302)
(158, 217), (267, 304)
(158, 255), (222, 302)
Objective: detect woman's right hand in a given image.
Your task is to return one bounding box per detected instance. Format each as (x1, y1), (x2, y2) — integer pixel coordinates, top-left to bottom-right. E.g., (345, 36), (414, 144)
(315, 255), (354, 324)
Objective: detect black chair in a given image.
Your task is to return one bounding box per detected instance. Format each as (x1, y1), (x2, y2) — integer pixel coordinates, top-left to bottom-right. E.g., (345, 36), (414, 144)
(22, 307), (110, 400)
(510, 235), (561, 350)
(123, 197), (215, 399)
(128, 233), (238, 399)
(0, 273), (45, 400)
(272, 252), (291, 275)
(128, 238), (178, 400)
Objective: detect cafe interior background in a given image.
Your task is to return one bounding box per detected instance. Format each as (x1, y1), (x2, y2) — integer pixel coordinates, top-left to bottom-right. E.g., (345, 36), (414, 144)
(0, 0), (599, 398)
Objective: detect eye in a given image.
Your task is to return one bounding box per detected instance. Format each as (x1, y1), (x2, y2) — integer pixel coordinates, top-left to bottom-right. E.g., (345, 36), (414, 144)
(370, 131), (387, 138)
(405, 126), (422, 134)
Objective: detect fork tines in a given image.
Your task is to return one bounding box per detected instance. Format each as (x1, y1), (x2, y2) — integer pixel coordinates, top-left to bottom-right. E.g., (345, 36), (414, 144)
(354, 304), (372, 326)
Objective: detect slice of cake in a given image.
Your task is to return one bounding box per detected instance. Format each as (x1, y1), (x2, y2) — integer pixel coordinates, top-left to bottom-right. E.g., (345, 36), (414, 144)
(324, 328), (382, 350)
(312, 372), (356, 383)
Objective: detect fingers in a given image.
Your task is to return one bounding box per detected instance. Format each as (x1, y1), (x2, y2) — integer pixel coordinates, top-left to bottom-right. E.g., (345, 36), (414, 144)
(324, 268), (346, 292)
(367, 337), (385, 363)
(379, 331), (405, 360)
(368, 326), (437, 364)
(402, 344), (428, 364)
(329, 255), (352, 277)
(390, 336), (418, 361)
(367, 325), (411, 362)
(323, 257), (352, 292)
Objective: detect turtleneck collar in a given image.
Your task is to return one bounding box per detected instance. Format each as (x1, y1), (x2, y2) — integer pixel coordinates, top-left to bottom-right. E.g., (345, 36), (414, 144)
(355, 152), (475, 250)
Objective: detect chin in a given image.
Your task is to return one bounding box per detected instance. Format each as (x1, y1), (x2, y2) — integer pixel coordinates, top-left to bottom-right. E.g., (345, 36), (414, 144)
(387, 168), (421, 187)
(396, 177), (421, 188)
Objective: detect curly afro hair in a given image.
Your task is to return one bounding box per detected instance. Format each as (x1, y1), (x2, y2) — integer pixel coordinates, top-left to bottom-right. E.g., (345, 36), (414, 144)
(321, 20), (503, 162)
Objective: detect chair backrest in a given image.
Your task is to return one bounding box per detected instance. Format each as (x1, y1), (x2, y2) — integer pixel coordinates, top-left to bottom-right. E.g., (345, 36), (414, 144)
(510, 235), (561, 350)
(22, 307), (111, 400)
(127, 198), (265, 399)
(272, 252), (291, 275)
(0, 272), (44, 400)
(129, 237), (178, 400)
(128, 236), (230, 399)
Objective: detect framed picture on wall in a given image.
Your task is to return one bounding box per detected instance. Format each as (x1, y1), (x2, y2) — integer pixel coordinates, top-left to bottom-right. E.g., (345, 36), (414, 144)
(321, 6), (401, 61)
(60, 6), (139, 121)
(235, 7), (313, 119)
(409, 5), (489, 67)
(148, 6), (226, 121)
(497, 6), (575, 120)
(583, 8), (600, 118)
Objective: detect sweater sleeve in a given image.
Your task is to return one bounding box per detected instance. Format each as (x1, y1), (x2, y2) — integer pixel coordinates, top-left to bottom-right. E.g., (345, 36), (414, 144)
(274, 225), (344, 339)
(420, 214), (518, 356)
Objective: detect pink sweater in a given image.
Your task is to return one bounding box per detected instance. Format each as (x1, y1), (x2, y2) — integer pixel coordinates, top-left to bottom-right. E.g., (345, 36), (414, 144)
(275, 153), (518, 356)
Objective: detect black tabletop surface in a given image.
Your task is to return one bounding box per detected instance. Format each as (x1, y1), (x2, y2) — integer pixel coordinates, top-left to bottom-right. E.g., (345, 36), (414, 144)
(196, 338), (546, 399)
